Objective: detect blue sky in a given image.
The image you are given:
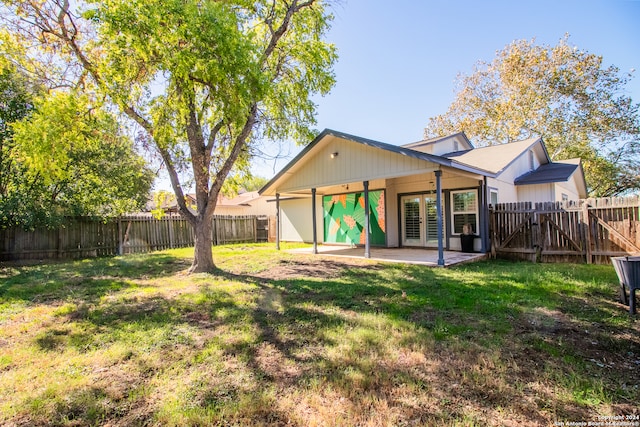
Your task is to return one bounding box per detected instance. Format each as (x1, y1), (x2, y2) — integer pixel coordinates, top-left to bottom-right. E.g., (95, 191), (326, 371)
(250, 0), (640, 178)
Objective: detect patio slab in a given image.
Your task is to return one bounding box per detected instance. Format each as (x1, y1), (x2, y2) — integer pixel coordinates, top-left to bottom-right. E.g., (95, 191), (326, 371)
(287, 245), (487, 267)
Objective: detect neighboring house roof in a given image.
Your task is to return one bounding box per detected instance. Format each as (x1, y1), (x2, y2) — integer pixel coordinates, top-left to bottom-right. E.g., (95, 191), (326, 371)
(217, 191), (261, 208)
(443, 137), (545, 175)
(514, 158), (582, 185)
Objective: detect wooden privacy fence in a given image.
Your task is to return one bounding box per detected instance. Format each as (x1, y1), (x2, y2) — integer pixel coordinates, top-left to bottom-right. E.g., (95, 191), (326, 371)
(490, 197), (640, 264)
(0, 214), (271, 262)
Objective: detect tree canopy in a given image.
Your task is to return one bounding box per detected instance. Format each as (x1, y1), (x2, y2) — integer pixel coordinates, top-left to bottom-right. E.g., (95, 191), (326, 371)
(222, 174), (270, 197)
(1, 0), (337, 270)
(424, 36), (640, 196)
(0, 63), (153, 229)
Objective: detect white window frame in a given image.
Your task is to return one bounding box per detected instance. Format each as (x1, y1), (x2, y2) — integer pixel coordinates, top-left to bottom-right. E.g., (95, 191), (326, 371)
(489, 188), (499, 207)
(450, 189), (479, 235)
(529, 150), (535, 171)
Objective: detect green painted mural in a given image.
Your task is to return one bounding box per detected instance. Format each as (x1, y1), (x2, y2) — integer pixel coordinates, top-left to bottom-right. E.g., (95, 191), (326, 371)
(323, 190), (386, 245)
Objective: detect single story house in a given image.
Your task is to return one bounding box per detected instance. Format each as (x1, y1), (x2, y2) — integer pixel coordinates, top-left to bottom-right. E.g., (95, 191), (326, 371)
(147, 191), (275, 217)
(259, 129), (587, 265)
(214, 191), (276, 216)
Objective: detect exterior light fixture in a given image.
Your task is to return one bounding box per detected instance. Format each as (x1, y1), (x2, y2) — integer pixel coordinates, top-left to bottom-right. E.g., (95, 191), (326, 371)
(331, 152), (339, 158)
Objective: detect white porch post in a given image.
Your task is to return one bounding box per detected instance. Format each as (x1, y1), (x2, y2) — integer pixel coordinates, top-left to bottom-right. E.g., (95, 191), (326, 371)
(311, 188), (318, 254)
(363, 180), (371, 258)
(275, 193), (280, 251)
(435, 170), (445, 266)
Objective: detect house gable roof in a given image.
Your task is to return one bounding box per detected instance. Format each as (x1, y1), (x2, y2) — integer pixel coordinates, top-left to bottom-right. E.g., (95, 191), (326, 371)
(402, 132), (474, 155)
(259, 129), (586, 197)
(443, 137), (547, 175)
(514, 157), (584, 184)
(259, 129), (492, 196)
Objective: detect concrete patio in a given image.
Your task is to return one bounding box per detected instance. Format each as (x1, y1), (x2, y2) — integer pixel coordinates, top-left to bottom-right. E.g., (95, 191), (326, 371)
(287, 245), (487, 267)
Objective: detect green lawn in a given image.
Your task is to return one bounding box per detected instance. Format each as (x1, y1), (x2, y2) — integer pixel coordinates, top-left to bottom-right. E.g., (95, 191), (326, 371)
(1, 244), (638, 426)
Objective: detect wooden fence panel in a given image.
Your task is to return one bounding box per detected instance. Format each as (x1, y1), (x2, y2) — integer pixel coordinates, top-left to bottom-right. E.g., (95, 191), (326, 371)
(213, 215), (257, 245)
(0, 214), (270, 261)
(490, 196), (640, 264)
(491, 202), (536, 261)
(256, 216), (269, 242)
(587, 199), (640, 263)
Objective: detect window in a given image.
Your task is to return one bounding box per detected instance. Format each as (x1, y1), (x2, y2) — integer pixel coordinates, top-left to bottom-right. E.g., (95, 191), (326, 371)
(490, 189), (498, 206)
(529, 150), (535, 171)
(562, 193), (569, 202)
(451, 190), (478, 234)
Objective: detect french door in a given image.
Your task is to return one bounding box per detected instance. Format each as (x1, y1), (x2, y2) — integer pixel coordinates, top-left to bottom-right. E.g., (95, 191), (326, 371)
(401, 193), (443, 247)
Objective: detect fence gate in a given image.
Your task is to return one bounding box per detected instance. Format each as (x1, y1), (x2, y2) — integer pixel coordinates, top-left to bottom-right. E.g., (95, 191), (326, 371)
(490, 197), (640, 264)
(583, 198), (640, 264)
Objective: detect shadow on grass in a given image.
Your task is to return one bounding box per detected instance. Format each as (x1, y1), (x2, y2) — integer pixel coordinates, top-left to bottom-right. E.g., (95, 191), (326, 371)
(203, 261), (633, 425)
(7, 254), (639, 426)
(0, 252), (189, 306)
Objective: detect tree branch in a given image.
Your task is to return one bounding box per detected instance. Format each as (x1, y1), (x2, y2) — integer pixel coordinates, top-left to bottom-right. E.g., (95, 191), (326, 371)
(261, 0), (315, 66)
(205, 119), (225, 154)
(206, 103), (259, 217)
(157, 145), (195, 224)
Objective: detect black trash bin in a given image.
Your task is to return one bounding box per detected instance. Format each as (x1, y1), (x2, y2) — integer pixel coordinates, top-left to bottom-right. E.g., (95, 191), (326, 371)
(460, 234), (476, 253)
(611, 256), (640, 315)
(460, 223), (477, 253)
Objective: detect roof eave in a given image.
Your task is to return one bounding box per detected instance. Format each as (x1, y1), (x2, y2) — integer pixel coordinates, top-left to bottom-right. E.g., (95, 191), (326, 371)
(260, 129), (476, 195)
(497, 137), (546, 176)
(403, 131), (475, 150)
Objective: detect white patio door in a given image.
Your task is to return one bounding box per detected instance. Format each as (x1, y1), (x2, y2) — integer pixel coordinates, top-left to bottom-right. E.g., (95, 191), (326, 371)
(401, 193), (443, 248)
(401, 196), (423, 246)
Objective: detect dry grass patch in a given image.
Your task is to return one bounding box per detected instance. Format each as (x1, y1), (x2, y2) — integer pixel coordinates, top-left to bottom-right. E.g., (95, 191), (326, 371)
(0, 244), (638, 426)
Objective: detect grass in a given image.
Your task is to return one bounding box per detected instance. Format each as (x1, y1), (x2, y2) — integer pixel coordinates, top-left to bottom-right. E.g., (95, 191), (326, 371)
(0, 243), (638, 426)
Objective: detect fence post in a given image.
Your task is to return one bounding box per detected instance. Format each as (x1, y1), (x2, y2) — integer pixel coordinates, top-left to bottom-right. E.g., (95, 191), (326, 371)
(117, 218), (123, 255)
(489, 205), (496, 259)
(532, 204), (541, 263)
(57, 225), (63, 259)
(582, 201), (592, 264)
(212, 216), (218, 246)
(169, 215), (175, 249)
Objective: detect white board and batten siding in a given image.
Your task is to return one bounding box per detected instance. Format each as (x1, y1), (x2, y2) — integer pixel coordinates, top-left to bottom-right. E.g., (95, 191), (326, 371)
(516, 184), (555, 204)
(275, 135), (439, 194)
(279, 197), (324, 243)
(555, 175), (583, 201)
(515, 180), (582, 204)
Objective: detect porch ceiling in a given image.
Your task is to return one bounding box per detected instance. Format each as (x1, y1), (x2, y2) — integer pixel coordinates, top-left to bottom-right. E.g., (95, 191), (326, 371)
(275, 178), (388, 198)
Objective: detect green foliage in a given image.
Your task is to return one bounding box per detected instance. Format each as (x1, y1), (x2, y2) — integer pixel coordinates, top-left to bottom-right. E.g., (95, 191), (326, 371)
(150, 190), (177, 219)
(0, 66), (153, 228)
(13, 91), (154, 219)
(425, 36), (640, 196)
(221, 174), (269, 197)
(0, 64), (64, 229)
(90, 0), (336, 166)
(2, 0), (336, 269)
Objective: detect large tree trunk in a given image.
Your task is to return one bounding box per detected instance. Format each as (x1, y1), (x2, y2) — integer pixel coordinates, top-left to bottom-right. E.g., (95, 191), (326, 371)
(189, 216), (215, 273)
